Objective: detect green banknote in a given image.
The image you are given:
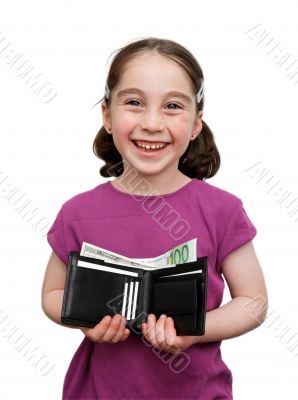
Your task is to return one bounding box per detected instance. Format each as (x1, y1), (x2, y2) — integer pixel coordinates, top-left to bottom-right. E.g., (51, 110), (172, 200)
(80, 238), (197, 269)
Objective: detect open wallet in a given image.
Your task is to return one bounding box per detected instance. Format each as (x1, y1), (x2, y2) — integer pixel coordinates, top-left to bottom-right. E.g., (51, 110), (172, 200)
(61, 251), (208, 336)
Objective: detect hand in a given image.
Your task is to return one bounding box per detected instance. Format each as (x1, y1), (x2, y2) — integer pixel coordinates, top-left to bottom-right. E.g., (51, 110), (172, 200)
(80, 314), (130, 344)
(141, 314), (200, 354)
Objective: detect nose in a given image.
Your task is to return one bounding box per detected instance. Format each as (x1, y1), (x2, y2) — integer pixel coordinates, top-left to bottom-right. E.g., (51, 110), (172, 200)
(139, 108), (164, 133)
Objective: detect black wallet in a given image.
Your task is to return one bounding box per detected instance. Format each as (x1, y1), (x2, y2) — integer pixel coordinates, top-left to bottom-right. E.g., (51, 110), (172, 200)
(61, 251), (208, 336)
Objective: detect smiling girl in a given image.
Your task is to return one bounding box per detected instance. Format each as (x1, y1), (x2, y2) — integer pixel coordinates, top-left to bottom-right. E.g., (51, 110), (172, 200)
(42, 37), (268, 399)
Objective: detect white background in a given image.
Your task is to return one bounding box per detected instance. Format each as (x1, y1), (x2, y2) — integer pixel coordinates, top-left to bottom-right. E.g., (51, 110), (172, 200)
(0, 0), (298, 399)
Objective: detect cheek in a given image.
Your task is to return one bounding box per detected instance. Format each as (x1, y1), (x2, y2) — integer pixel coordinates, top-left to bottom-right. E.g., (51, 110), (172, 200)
(113, 113), (136, 133)
(167, 116), (191, 133)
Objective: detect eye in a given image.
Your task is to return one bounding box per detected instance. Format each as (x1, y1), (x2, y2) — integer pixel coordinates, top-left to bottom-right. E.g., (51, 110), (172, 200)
(166, 103), (182, 110)
(125, 99), (141, 107)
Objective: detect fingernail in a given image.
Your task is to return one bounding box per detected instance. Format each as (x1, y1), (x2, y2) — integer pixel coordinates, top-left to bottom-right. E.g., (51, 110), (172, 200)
(104, 316), (111, 322)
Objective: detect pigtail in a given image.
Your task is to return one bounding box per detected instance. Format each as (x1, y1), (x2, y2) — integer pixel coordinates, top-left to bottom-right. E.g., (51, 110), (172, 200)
(93, 127), (124, 177)
(178, 120), (220, 180)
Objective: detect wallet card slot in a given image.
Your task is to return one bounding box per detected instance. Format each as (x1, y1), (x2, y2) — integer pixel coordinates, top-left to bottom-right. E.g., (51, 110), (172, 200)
(62, 267), (132, 324)
(127, 280), (134, 320)
(121, 279), (129, 317)
(121, 277), (141, 320)
(158, 269), (203, 278)
(131, 281), (139, 319)
(77, 259), (139, 277)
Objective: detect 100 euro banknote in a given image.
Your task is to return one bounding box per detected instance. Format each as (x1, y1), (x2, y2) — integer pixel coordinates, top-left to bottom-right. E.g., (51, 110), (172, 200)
(80, 238), (197, 269)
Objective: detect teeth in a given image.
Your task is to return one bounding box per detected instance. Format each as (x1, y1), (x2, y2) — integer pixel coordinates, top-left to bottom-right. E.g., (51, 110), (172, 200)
(135, 141), (167, 150)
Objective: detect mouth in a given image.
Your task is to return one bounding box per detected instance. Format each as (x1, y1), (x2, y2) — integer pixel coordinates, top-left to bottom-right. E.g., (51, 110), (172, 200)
(131, 140), (170, 153)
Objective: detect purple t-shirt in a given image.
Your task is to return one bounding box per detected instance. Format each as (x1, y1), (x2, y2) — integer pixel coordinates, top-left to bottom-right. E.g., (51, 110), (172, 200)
(47, 178), (257, 400)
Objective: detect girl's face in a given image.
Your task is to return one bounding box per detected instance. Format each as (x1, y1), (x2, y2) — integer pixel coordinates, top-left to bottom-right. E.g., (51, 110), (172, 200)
(102, 52), (203, 182)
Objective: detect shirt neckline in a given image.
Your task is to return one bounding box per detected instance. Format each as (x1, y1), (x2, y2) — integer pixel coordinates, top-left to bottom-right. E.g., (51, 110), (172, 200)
(106, 178), (197, 199)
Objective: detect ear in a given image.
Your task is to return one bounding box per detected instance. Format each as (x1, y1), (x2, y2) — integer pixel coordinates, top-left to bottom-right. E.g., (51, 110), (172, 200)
(190, 110), (203, 141)
(101, 100), (112, 133)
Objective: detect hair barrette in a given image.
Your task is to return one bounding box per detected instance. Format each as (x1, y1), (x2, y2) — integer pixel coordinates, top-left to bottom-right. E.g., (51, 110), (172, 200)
(196, 81), (204, 103)
(105, 83), (110, 100)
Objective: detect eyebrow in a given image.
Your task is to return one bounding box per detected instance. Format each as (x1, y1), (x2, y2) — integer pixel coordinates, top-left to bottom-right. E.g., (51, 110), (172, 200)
(116, 88), (192, 103)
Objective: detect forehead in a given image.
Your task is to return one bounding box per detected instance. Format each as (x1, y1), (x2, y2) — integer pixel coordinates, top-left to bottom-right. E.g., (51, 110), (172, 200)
(116, 52), (194, 95)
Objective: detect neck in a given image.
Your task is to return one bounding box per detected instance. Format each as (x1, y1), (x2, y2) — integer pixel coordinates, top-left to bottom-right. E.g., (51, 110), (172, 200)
(112, 169), (191, 196)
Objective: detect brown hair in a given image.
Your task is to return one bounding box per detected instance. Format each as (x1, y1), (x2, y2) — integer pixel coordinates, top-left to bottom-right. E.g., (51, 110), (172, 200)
(92, 37), (220, 180)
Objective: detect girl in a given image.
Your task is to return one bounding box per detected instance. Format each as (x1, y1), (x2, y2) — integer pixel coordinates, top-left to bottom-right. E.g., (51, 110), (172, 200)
(42, 37), (268, 399)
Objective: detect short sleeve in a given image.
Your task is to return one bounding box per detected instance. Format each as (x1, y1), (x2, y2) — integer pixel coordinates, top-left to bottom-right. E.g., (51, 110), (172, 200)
(216, 199), (257, 273)
(47, 207), (68, 266)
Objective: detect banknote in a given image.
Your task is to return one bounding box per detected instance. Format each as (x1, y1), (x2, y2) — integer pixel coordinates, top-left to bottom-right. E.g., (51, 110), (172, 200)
(80, 242), (148, 268)
(131, 238), (197, 266)
(80, 238), (197, 269)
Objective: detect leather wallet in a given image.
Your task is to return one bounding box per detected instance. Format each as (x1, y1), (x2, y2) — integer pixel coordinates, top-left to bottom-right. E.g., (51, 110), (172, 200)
(61, 251), (208, 336)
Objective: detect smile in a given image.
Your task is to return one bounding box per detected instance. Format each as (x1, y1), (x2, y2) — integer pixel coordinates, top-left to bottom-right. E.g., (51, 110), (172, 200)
(132, 140), (169, 152)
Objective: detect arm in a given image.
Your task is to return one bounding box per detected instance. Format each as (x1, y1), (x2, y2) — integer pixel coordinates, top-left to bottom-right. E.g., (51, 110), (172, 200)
(41, 250), (79, 329)
(195, 240), (268, 343)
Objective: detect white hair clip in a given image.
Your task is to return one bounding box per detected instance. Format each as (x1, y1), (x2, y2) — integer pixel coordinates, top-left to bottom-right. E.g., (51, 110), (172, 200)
(105, 83), (110, 99)
(196, 80), (204, 103)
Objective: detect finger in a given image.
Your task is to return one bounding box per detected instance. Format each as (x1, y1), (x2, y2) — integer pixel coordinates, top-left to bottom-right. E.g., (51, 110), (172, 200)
(120, 328), (131, 341)
(84, 315), (111, 341)
(141, 322), (147, 332)
(164, 317), (176, 347)
(155, 314), (167, 346)
(141, 323), (150, 342)
(101, 314), (124, 342)
(146, 314), (157, 346)
(110, 317), (127, 343)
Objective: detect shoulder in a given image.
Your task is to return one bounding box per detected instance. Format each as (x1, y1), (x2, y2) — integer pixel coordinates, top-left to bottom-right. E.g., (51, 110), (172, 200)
(58, 181), (109, 222)
(191, 179), (257, 258)
(191, 178), (241, 215)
